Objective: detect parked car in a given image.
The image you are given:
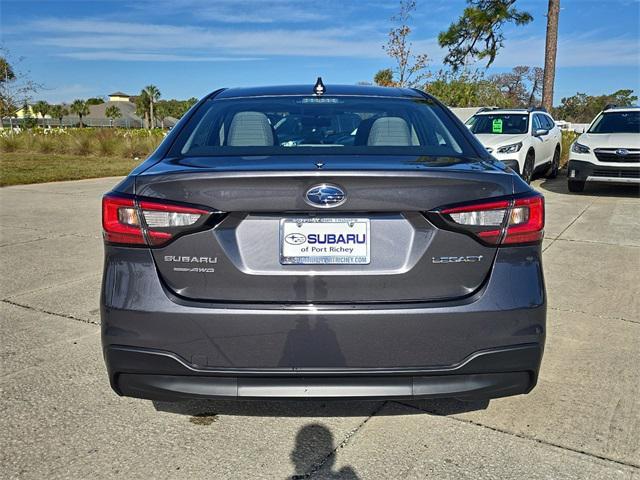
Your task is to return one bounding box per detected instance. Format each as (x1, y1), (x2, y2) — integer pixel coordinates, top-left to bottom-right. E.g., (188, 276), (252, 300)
(101, 82), (546, 402)
(466, 108), (562, 183)
(567, 106), (640, 192)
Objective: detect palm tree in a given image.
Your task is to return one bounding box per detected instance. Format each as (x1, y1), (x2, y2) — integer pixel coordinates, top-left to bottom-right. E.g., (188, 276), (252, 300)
(49, 105), (61, 126)
(144, 85), (161, 129)
(105, 105), (122, 127)
(542, 0), (560, 111)
(154, 102), (168, 129)
(48, 105), (69, 126)
(70, 99), (90, 127)
(32, 100), (50, 126)
(135, 90), (150, 128)
(59, 106), (69, 126)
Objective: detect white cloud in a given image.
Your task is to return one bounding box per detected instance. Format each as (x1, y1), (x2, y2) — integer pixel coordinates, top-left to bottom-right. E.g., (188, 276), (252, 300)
(9, 12), (640, 68)
(487, 32), (640, 67)
(22, 18), (387, 59)
(57, 52), (263, 62)
(37, 83), (94, 103)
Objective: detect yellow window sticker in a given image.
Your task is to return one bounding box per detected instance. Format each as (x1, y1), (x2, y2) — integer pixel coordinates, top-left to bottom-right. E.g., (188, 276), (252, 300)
(492, 119), (503, 133)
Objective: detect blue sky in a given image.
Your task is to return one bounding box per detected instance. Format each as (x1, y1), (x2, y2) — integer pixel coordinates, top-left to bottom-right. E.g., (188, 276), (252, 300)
(1, 0), (639, 105)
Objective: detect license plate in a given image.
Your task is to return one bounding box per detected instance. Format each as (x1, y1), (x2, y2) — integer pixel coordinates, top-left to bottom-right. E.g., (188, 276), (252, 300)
(280, 218), (370, 265)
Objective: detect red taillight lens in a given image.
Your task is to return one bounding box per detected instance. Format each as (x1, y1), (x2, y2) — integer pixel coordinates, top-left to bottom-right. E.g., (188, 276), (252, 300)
(441, 200), (510, 245)
(102, 195), (145, 245)
(435, 194), (544, 246)
(138, 199), (210, 247)
(503, 195), (544, 244)
(102, 194), (217, 247)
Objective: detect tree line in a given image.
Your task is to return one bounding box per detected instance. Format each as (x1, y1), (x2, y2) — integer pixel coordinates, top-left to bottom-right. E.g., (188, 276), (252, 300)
(373, 0), (636, 122)
(2, 1), (636, 126)
(18, 88), (197, 128)
(1, 53), (197, 129)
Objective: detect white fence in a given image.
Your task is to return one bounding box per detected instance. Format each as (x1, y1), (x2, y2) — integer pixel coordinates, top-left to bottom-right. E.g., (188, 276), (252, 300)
(1, 117), (144, 128)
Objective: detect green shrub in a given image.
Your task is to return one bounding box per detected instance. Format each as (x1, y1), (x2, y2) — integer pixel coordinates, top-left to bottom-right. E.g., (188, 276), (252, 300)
(36, 136), (56, 154)
(0, 135), (22, 153)
(120, 137), (146, 158)
(71, 135), (95, 156)
(560, 130), (579, 168)
(95, 130), (118, 156)
(1, 127), (166, 158)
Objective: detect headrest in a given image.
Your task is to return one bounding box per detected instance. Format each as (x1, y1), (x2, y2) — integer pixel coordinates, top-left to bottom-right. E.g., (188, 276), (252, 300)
(227, 111), (274, 146)
(367, 117), (411, 146)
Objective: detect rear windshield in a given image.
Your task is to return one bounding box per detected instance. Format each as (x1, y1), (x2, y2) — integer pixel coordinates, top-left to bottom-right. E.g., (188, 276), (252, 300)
(588, 111), (640, 133)
(169, 96), (475, 157)
(469, 114), (529, 135)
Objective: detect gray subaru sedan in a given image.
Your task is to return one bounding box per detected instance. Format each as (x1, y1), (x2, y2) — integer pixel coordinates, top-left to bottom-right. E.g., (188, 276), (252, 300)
(101, 80), (545, 401)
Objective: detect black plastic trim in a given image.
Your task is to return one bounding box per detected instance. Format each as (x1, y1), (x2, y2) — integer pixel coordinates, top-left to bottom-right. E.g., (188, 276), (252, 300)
(108, 342), (541, 400)
(116, 371), (533, 401)
(106, 343), (542, 379)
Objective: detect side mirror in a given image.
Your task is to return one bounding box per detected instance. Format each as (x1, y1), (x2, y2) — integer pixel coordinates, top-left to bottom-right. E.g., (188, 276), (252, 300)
(534, 128), (549, 137)
(573, 128), (584, 134)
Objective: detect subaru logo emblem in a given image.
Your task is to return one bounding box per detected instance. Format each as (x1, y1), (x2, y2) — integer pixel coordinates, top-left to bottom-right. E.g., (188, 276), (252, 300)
(616, 149), (629, 156)
(304, 184), (346, 208)
(284, 233), (306, 245)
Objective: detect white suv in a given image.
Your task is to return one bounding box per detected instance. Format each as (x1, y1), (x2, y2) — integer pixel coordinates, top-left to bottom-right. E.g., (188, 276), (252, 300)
(467, 108), (562, 183)
(567, 106), (640, 192)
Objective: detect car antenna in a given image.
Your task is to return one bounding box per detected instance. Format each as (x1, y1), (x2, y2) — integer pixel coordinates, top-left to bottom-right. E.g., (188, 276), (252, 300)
(313, 77), (325, 96)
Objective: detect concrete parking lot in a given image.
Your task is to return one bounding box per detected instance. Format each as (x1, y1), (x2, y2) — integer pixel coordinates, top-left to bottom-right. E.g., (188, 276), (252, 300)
(1, 175), (638, 479)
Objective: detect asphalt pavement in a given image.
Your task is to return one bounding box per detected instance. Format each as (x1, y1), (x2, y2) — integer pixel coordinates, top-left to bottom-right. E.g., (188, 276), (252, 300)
(1, 175), (638, 479)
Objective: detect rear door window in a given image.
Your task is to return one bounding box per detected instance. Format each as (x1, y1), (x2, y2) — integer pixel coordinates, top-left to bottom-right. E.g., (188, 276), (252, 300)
(533, 115), (543, 132)
(541, 115), (555, 130)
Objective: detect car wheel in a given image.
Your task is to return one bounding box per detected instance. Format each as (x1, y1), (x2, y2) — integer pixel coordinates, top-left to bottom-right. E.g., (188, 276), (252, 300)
(568, 180), (585, 192)
(546, 147), (560, 179)
(522, 151), (535, 184)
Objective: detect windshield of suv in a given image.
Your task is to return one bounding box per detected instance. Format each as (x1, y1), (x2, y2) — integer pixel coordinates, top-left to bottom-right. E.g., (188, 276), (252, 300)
(170, 96), (475, 157)
(469, 114), (529, 135)
(588, 111), (640, 133)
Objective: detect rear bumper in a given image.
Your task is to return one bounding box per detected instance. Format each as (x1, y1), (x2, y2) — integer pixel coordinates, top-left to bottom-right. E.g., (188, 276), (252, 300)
(568, 159), (640, 184)
(101, 245), (546, 401)
(107, 344), (541, 401)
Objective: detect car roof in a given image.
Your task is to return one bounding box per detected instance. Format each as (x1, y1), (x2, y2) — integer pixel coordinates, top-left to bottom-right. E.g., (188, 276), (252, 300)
(214, 84), (426, 99)
(474, 109), (541, 116)
(602, 106), (639, 113)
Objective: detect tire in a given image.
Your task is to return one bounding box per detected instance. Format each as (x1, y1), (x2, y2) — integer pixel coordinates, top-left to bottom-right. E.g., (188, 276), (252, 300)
(546, 147), (560, 179)
(568, 180), (585, 192)
(522, 151), (535, 184)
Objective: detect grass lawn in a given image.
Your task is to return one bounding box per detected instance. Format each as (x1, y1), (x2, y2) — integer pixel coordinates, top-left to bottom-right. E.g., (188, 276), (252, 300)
(0, 152), (141, 187)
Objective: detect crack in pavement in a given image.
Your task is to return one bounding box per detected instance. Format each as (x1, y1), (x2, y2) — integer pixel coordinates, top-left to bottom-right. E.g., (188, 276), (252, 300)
(1, 299), (99, 325)
(548, 306), (639, 325)
(0, 231), (99, 248)
(292, 402), (387, 479)
(393, 400), (640, 470)
(543, 201), (595, 253)
(551, 237), (640, 249)
(3, 273), (101, 300)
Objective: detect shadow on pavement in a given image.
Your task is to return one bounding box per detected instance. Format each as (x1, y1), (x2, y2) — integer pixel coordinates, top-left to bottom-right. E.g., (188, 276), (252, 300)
(290, 424), (359, 479)
(153, 397), (489, 418)
(537, 173), (640, 198)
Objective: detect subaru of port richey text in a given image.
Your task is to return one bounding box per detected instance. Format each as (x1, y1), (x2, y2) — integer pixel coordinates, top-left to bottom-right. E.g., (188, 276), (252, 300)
(101, 80), (546, 401)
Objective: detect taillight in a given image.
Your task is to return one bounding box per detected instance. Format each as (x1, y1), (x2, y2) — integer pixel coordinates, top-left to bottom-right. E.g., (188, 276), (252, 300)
(434, 194), (544, 246)
(503, 195), (544, 244)
(102, 194), (221, 247)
